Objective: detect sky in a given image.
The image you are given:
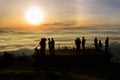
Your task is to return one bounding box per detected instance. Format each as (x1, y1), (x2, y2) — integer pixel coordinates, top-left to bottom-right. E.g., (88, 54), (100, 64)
(0, 0), (120, 30)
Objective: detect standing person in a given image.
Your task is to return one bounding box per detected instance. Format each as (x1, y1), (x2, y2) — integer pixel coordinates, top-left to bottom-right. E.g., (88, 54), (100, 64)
(105, 37), (109, 53)
(82, 37), (86, 50)
(39, 38), (46, 55)
(48, 38), (52, 55)
(39, 38), (44, 55)
(43, 38), (47, 55)
(34, 47), (39, 55)
(98, 40), (102, 48)
(94, 37), (98, 49)
(51, 38), (55, 55)
(75, 38), (81, 55)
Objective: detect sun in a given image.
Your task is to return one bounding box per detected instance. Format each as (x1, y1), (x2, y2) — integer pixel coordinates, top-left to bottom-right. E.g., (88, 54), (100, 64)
(25, 7), (45, 24)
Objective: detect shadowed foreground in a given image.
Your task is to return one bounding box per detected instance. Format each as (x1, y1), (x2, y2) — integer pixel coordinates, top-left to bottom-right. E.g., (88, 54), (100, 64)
(33, 49), (112, 67)
(0, 49), (119, 80)
(0, 62), (120, 80)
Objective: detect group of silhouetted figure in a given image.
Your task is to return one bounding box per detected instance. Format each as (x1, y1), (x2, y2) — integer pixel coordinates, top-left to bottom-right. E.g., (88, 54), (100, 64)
(94, 37), (109, 52)
(34, 37), (109, 56)
(75, 37), (86, 55)
(48, 38), (55, 55)
(94, 37), (103, 48)
(75, 37), (109, 54)
(34, 38), (55, 56)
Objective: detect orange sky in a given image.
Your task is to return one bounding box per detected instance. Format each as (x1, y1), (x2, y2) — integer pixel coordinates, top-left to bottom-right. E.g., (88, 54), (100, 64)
(0, 0), (120, 30)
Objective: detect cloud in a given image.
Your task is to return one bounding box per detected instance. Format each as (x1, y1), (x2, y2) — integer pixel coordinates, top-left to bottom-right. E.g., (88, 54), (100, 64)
(0, 29), (8, 33)
(42, 22), (75, 27)
(110, 42), (120, 62)
(0, 44), (35, 52)
(52, 22), (75, 26)
(0, 28), (29, 35)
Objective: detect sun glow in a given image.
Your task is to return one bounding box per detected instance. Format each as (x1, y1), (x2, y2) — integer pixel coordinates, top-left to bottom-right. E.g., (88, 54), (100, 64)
(25, 7), (45, 24)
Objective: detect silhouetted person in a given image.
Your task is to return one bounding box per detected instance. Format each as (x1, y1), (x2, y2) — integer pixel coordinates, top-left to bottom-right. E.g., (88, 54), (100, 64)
(105, 37), (109, 53)
(82, 37), (86, 50)
(75, 38), (81, 55)
(48, 38), (52, 55)
(51, 38), (55, 55)
(39, 38), (46, 55)
(94, 37), (98, 49)
(34, 47), (39, 55)
(98, 40), (102, 48)
(58, 44), (60, 50)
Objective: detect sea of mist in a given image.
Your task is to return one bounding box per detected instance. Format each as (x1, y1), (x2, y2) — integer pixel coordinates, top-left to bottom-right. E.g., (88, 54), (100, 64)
(0, 26), (120, 62)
